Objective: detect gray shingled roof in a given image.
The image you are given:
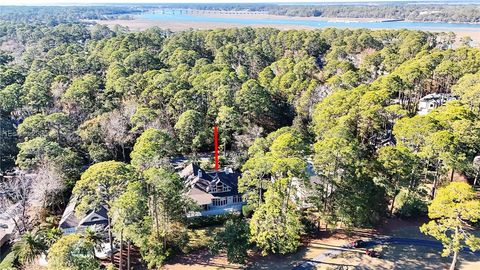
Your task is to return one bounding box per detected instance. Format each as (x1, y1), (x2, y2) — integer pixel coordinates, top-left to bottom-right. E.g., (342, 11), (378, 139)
(59, 196), (108, 230)
(180, 163), (241, 200)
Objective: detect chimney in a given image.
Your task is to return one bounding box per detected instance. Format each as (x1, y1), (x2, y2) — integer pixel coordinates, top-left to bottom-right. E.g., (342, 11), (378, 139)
(214, 126), (219, 171)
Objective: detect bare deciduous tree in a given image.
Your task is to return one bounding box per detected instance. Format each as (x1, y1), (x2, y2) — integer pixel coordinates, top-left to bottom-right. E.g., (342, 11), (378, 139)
(0, 173), (33, 234)
(30, 160), (65, 211)
(101, 106), (135, 161)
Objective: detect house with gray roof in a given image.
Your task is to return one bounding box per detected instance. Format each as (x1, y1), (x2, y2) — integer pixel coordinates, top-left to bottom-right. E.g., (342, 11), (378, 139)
(180, 163), (245, 216)
(58, 196), (109, 234)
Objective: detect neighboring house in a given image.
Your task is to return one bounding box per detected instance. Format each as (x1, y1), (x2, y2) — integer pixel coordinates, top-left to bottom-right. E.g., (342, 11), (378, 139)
(291, 160), (325, 209)
(418, 93), (456, 115)
(180, 163), (245, 217)
(0, 208), (17, 249)
(0, 228), (11, 250)
(1, 171), (34, 249)
(59, 196), (109, 234)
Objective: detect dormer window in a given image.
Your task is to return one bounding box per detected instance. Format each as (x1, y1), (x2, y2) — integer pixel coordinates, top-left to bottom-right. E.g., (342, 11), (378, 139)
(210, 181), (231, 193)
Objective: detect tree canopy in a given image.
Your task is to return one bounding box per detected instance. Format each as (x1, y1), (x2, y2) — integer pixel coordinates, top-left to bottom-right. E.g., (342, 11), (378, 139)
(2, 14), (480, 268)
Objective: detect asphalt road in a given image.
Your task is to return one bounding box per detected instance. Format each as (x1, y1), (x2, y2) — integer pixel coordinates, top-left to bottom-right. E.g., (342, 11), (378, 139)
(292, 237), (479, 270)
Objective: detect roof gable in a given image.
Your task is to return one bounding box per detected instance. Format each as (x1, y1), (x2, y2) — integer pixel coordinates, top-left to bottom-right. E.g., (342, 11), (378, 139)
(59, 200), (108, 230)
(80, 211), (108, 226)
(178, 163), (242, 198)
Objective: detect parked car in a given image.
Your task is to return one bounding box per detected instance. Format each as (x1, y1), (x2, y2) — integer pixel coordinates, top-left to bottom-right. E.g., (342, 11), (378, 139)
(348, 239), (367, 248)
(366, 249), (381, 258)
(0, 223), (8, 229)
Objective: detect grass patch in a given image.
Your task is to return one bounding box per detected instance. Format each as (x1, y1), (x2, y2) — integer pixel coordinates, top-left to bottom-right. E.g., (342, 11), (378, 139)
(184, 225), (223, 252)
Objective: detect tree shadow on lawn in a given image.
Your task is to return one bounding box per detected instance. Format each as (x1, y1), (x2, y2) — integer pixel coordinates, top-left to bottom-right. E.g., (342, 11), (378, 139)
(165, 231), (342, 270)
(166, 246), (322, 270)
(297, 228), (377, 248)
(381, 219), (480, 269)
(166, 248), (244, 269)
(379, 244), (478, 270)
(246, 232), (374, 270)
(245, 229), (378, 270)
(246, 245), (310, 270)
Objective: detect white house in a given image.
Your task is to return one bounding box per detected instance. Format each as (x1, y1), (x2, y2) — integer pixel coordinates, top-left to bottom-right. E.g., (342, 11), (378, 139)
(418, 93), (457, 115)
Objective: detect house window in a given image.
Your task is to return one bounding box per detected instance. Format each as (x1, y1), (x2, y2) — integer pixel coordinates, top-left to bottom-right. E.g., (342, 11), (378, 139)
(63, 228), (76, 234)
(210, 182), (231, 193)
(233, 195), (243, 203)
(212, 197), (227, 206)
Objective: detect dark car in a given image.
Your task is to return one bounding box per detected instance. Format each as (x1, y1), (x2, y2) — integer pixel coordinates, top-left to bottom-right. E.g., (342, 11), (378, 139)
(348, 240), (367, 248)
(366, 249), (381, 258)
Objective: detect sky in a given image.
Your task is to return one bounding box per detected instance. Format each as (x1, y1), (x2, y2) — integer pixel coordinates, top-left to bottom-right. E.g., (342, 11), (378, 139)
(0, 0), (441, 6)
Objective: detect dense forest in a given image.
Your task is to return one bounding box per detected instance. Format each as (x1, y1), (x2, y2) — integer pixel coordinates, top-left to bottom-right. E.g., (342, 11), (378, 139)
(0, 5), (156, 25)
(266, 4), (480, 22)
(1, 10), (480, 269)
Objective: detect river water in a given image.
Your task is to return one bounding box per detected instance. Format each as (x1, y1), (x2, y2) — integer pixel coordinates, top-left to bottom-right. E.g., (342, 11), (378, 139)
(139, 9), (480, 32)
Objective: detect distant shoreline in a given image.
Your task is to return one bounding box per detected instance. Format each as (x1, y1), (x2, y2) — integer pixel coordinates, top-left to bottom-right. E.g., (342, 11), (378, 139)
(138, 9), (480, 25)
(139, 9), (397, 23)
(93, 9), (480, 43)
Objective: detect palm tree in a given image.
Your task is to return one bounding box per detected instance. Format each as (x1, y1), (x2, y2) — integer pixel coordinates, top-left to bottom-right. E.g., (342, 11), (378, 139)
(83, 226), (104, 258)
(12, 231), (47, 265)
(41, 227), (62, 248)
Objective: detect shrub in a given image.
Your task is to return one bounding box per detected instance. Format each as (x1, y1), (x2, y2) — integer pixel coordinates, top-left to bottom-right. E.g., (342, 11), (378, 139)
(210, 218), (250, 264)
(187, 213), (239, 229)
(394, 190), (428, 218)
(0, 251), (17, 270)
(241, 204), (254, 218)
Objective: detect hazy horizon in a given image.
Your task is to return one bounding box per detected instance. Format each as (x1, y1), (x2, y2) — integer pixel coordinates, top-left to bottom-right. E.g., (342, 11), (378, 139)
(0, 0), (464, 6)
